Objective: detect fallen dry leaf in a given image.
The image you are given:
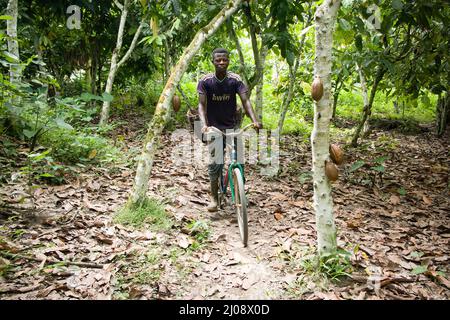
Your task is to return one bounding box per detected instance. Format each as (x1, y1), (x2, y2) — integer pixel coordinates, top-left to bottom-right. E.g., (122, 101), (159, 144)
(422, 195), (432, 205)
(390, 195), (400, 205)
(274, 212), (283, 221)
(177, 234), (191, 249)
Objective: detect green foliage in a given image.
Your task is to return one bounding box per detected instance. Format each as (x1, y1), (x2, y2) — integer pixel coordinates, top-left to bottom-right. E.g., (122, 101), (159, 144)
(186, 219), (210, 248)
(115, 197), (171, 230)
(301, 249), (353, 281)
(39, 128), (121, 165)
(20, 148), (69, 184)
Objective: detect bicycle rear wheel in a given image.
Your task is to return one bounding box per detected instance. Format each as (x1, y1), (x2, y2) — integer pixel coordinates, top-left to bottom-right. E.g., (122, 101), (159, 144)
(233, 167), (248, 246)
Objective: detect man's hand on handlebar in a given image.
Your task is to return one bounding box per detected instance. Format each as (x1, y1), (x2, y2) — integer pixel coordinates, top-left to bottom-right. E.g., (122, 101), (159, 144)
(201, 125), (209, 134)
(253, 122), (263, 130)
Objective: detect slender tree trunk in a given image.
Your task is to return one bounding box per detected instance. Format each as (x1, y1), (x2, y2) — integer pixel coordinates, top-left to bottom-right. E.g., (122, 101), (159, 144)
(436, 91), (449, 137)
(227, 19), (249, 86)
(332, 75), (342, 119)
(255, 46), (268, 122)
(351, 67), (384, 147)
(99, 1), (144, 125)
(6, 0), (20, 84)
(128, 0), (243, 206)
(311, 0), (341, 257)
(243, 2), (262, 95)
(34, 36), (48, 99)
(90, 41), (99, 95)
(356, 63), (370, 136)
(276, 13), (312, 133)
(277, 64), (295, 133)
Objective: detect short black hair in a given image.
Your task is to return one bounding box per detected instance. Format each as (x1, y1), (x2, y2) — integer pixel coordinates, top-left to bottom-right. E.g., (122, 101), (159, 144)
(212, 48), (229, 60)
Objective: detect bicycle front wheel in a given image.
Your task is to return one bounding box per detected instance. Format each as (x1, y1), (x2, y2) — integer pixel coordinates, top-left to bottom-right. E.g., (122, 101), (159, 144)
(233, 167), (248, 246)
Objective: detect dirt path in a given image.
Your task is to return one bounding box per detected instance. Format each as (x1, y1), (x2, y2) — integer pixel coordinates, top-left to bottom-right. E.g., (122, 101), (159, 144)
(1, 121), (449, 300)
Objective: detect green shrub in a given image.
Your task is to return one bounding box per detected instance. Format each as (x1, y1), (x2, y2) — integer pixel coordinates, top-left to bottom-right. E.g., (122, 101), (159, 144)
(39, 128), (122, 164)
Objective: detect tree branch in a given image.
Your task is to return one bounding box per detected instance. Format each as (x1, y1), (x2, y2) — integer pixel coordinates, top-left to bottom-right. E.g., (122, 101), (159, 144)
(118, 21), (145, 68)
(113, 0), (123, 11)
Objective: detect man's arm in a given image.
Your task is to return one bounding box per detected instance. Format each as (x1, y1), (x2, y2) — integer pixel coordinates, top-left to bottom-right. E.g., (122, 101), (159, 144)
(198, 93), (208, 133)
(238, 91), (263, 129)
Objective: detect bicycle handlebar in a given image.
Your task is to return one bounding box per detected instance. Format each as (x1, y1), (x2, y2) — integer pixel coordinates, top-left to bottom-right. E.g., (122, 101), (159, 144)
(206, 123), (255, 138)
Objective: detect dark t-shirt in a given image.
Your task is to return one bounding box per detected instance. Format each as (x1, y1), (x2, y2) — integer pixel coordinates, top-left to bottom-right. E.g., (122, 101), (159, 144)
(197, 72), (248, 129)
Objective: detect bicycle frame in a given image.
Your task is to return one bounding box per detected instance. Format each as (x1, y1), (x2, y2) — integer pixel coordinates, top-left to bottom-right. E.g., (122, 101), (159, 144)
(206, 123), (253, 205)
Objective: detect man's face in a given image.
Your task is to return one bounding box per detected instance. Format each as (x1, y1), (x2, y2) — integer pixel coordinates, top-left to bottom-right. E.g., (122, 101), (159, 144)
(212, 53), (229, 72)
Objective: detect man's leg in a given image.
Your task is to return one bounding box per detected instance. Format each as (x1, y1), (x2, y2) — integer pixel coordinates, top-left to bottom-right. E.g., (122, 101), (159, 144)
(207, 134), (224, 212)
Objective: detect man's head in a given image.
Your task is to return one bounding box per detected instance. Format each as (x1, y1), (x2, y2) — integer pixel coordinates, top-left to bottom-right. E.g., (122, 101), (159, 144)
(211, 48), (229, 73)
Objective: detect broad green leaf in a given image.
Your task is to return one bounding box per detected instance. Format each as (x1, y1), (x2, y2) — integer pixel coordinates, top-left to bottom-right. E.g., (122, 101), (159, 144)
(23, 129), (36, 139)
(39, 173), (55, 178)
(80, 92), (104, 102)
(29, 149), (51, 161)
(411, 265), (428, 275)
(339, 18), (351, 31)
(102, 92), (114, 102)
(3, 51), (19, 62)
(286, 50), (295, 66)
(354, 17), (365, 32)
(300, 82), (311, 94)
(0, 15), (13, 20)
(374, 155), (388, 163)
(409, 251), (424, 259)
(55, 118), (74, 130)
(397, 187), (406, 196)
(421, 95), (431, 107)
(371, 165), (385, 173)
(392, 0), (404, 10)
(172, 18), (181, 32)
(349, 160), (365, 172)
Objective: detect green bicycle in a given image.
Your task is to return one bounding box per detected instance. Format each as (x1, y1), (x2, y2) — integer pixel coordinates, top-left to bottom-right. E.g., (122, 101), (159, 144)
(206, 123), (254, 247)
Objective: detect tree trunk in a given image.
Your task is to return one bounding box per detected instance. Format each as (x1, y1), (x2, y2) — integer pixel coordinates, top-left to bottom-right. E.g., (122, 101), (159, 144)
(255, 46), (268, 123)
(277, 64), (295, 133)
(351, 67), (384, 147)
(99, 1), (144, 125)
(311, 0), (341, 257)
(227, 18), (249, 86)
(356, 63), (371, 136)
(128, 0), (243, 206)
(6, 0), (20, 84)
(332, 74), (342, 119)
(34, 36), (48, 99)
(243, 2), (264, 95)
(276, 13), (312, 133)
(436, 91), (449, 137)
(278, 20), (312, 133)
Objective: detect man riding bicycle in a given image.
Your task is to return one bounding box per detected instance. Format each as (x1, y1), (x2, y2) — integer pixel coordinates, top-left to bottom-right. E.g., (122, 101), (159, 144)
(197, 48), (262, 213)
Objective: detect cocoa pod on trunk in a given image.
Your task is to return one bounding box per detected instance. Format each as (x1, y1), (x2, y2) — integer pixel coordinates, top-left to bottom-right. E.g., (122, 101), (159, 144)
(311, 76), (324, 101)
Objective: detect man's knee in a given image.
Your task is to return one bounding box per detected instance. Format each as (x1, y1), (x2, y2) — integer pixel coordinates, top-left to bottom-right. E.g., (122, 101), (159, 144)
(208, 164), (222, 181)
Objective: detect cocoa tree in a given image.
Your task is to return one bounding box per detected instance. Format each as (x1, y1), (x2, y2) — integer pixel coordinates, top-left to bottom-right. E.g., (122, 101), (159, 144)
(277, 5), (313, 133)
(6, 0), (20, 83)
(128, 0), (243, 206)
(311, 0), (341, 257)
(99, 0), (145, 125)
